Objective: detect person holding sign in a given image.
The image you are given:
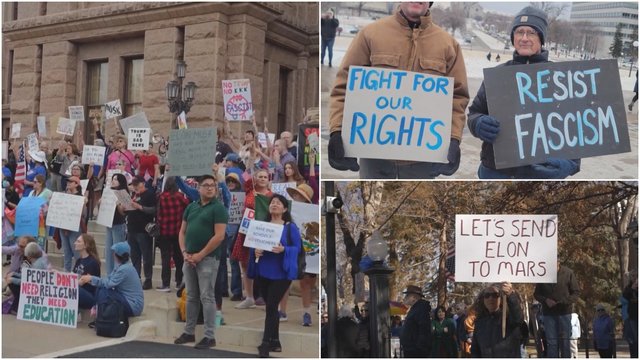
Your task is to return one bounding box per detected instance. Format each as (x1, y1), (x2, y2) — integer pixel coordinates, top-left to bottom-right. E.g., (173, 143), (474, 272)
(6, 242), (50, 315)
(126, 176), (157, 290)
(27, 175), (52, 247)
(470, 282), (523, 358)
(248, 194), (302, 358)
(467, 6), (581, 179)
(23, 150), (47, 197)
(104, 173), (129, 274)
(106, 134), (135, 175)
(328, 2), (469, 179)
(58, 176), (86, 272)
(55, 142), (80, 191)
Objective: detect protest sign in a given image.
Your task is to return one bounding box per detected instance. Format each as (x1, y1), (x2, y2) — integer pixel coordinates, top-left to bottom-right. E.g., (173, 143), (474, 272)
(96, 188), (117, 227)
(297, 124), (320, 173)
(14, 196), (45, 236)
(291, 202), (320, 274)
(177, 111), (188, 129)
(113, 189), (134, 211)
(455, 214), (558, 283)
(271, 182), (297, 200)
(167, 128), (217, 176)
(128, 128), (150, 151)
(484, 59), (631, 169)
(257, 132), (275, 148)
(56, 118), (76, 136)
(119, 112), (150, 135)
(238, 208), (255, 234)
(228, 192), (246, 225)
(105, 99), (122, 119)
(105, 169), (125, 188)
(2, 141), (7, 160)
(81, 145), (106, 165)
(26, 133), (39, 152)
(68, 106), (84, 122)
(80, 179), (89, 196)
(37, 116), (47, 137)
(45, 192), (85, 232)
(341, 66), (453, 162)
(222, 79), (253, 121)
(17, 268), (79, 328)
(244, 220), (284, 251)
(10, 123), (21, 139)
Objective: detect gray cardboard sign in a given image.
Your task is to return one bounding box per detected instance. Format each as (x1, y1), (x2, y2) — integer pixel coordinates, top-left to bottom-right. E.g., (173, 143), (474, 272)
(484, 59), (631, 169)
(167, 128), (217, 176)
(119, 112), (150, 135)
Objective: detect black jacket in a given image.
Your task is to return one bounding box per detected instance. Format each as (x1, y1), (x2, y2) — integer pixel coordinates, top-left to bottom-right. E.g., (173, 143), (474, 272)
(335, 317), (360, 358)
(321, 17), (339, 38)
(471, 292), (523, 358)
(400, 298), (431, 357)
(534, 265), (581, 316)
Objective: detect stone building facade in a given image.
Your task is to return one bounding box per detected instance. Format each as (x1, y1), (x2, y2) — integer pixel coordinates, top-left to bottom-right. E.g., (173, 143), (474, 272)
(2, 2), (319, 145)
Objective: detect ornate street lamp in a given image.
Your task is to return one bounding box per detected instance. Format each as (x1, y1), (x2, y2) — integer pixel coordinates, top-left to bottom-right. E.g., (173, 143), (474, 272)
(166, 61), (197, 127)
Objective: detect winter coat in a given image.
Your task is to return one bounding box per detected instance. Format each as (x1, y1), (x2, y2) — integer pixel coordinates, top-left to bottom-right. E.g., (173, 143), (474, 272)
(400, 298), (432, 357)
(335, 316), (360, 358)
(471, 292), (523, 358)
(321, 17), (339, 39)
(534, 265), (581, 316)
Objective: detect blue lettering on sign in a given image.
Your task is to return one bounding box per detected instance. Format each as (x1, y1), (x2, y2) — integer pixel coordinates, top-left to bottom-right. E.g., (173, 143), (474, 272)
(515, 68), (601, 105)
(349, 112), (443, 150)
(348, 68), (408, 91)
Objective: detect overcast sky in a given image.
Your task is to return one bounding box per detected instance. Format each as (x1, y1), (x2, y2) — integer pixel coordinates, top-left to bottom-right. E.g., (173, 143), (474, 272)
(480, 2), (572, 19)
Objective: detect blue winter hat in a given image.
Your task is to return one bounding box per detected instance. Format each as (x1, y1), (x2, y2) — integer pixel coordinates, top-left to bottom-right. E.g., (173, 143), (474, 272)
(510, 6), (548, 45)
(225, 153), (240, 163)
(112, 242), (130, 256)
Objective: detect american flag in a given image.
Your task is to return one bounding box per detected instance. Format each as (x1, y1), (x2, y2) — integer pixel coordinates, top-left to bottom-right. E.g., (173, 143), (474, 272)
(445, 243), (455, 282)
(14, 142), (26, 196)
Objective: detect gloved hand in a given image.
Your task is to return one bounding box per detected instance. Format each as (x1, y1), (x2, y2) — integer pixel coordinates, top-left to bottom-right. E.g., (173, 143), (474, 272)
(473, 115), (500, 143)
(328, 131), (360, 172)
(530, 158), (579, 179)
(436, 138), (460, 176)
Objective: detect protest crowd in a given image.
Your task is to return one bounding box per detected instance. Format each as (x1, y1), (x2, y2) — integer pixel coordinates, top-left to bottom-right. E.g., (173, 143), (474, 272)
(2, 105), (320, 357)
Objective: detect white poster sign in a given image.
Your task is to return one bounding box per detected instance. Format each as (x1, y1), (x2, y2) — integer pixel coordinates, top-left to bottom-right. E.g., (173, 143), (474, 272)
(105, 99), (123, 119)
(128, 128), (150, 151)
(2, 141), (8, 160)
(56, 118), (76, 137)
(81, 145), (106, 165)
(26, 133), (39, 152)
(271, 182), (297, 200)
(222, 79), (253, 121)
(80, 179), (89, 196)
(113, 189), (134, 211)
(238, 208), (255, 234)
(10, 123), (21, 139)
(341, 66), (453, 163)
(17, 268), (79, 328)
(119, 112), (150, 135)
(96, 188), (117, 227)
(228, 192), (246, 225)
(37, 116), (47, 137)
(244, 220), (284, 251)
(257, 132), (276, 149)
(68, 106), (85, 122)
(455, 214), (558, 283)
(291, 202), (320, 274)
(177, 111), (188, 129)
(45, 192), (85, 232)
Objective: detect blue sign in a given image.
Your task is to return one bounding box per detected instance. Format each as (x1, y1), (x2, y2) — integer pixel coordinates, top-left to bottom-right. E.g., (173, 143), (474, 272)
(14, 197), (46, 236)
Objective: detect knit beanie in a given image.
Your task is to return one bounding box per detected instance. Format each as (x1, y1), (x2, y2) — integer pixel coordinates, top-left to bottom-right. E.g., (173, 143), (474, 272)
(510, 6), (548, 45)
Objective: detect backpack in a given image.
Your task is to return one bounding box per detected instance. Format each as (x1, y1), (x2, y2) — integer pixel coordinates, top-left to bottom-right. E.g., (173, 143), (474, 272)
(286, 222), (306, 279)
(176, 284), (203, 324)
(95, 295), (129, 338)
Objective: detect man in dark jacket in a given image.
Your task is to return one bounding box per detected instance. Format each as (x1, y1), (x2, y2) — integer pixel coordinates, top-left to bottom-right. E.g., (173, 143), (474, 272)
(467, 6), (580, 179)
(320, 10), (339, 67)
(335, 305), (360, 357)
(400, 285), (431, 357)
(534, 264), (581, 358)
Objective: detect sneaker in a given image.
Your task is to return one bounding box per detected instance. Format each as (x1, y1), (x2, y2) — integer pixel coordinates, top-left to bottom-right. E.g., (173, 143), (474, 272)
(174, 333), (196, 345)
(255, 297), (266, 306)
(279, 311), (288, 322)
(142, 279), (152, 290)
(302, 312), (312, 327)
(156, 285), (171, 292)
(194, 337), (216, 349)
(88, 321), (96, 329)
(230, 294), (243, 301)
(234, 298), (256, 309)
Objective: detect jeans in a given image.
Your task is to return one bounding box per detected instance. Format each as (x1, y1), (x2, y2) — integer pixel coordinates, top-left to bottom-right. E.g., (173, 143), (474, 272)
(183, 256), (219, 339)
(359, 158), (439, 179)
(543, 314), (572, 358)
(95, 287), (134, 317)
(78, 286), (96, 309)
(257, 276), (291, 343)
(227, 232), (242, 297)
(128, 232), (154, 281)
(60, 230), (80, 272)
(158, 234), (183, 287)
(321, 37), (336, 64)
(215, 236), (229, 307)
(105, 223), (127, 274)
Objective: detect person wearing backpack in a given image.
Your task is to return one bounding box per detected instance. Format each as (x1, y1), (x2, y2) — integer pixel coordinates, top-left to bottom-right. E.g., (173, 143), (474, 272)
(248, 194), (302, 358)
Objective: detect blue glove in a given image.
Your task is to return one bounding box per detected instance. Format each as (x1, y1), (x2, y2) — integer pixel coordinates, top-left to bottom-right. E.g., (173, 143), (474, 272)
(530, 158), (579, 179)
(328, 131), (360, 172)
(473, 115), (500, 143)
(436, 139), (461, 176)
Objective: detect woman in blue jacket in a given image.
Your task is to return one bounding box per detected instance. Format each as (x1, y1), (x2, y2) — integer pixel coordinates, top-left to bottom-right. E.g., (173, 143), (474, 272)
(249, 194), (302, 358)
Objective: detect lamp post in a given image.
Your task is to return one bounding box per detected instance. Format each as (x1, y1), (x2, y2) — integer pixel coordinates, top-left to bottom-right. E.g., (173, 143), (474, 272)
(364, 230), (395, 358)
(165, 61), (197, 128)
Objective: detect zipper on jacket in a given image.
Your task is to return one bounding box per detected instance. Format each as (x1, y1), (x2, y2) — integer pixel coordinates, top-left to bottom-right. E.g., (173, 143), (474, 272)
(409, 29), (420, 71)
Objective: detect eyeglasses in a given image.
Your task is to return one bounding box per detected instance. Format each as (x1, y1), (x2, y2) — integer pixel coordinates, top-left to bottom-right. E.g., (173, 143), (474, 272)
(200, 183), (216, 189)
(483, 292), (500, 299)
(515, 29), (538, 39)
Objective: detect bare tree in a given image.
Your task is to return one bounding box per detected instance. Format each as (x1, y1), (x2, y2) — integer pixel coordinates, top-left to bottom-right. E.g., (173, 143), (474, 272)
(440, 6), (466, 36)
(529, 2), (570, 23)
(357, 2), (365, 17)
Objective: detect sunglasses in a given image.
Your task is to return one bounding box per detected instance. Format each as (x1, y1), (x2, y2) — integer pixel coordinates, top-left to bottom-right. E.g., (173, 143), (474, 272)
(483, 292), (500, 299)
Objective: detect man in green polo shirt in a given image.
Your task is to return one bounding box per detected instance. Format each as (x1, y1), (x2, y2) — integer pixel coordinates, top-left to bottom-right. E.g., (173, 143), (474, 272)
(175, 174), (228, 349)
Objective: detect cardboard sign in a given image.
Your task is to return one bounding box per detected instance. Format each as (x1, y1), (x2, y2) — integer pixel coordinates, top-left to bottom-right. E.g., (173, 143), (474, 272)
(56, 118), (76, 137)
(68, 106), (85, 122)
(128, 128), (150, 151)
(271, 182), (297, 200)
(112, 189), (134, 211)
(167, 128), (217, 176)
(291, 201), (320, 274)
(14, 196), (46, 236)
(177, 111), (188, 129)
(297, 124), (320, 173)
(257, 132), (276, 148)
(222, 79), (253, 121)
(81, 145), (106, 165)
(244, 220), (284, 251)
(37, 116), (47, 137)
(238, 208), (255, 234)
(484, 59), (631, 169)
(119, 112), (150, 135)
(455, 214), (558, 283)
(26, 133), (39, 152)
(10, 123), (21, 139)
(45, 192), (85, 232)
(341, 66), (453, 162)
(105, 99), (123, 119)
(96, 188), (117, 227)
(17, 268), (79, 328)
(228, 192), (246, 225)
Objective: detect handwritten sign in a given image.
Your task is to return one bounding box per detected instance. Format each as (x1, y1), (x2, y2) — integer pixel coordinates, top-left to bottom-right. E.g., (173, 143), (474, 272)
(238, 208), (255, 234)
(222, 79), (253, 121)
(455, 214), (558, 283)
(291, 202), (320, 274)
(119, 112), (150, 135)
(128, 128), (150, 151)
(45, 192), (85, 232)
(18, 268), (79, 328)
(112, 189), (134, 211)
(14, 196), (46, 236)
(341, 66), (453, 162)
(68, 106), (85, 122)
(10, 123), (21, 139)
(105, 99), (122, 119)
(257, 133), (276, 148)
(298, 124), (319, 173)
(177, 111), (188, 129)
(484, 59), (631, 169)
(96, 188), (117, 227)
(229, 192), (246, 225)
(26, 133), (39, 152)
(37, 116), (47, 137)
(167, 128), (217, 176)
(56, 118), (76, 137)
(271, 182), (297, 200)
(244, 220), (284, 251)
(81, 145), (106, 165)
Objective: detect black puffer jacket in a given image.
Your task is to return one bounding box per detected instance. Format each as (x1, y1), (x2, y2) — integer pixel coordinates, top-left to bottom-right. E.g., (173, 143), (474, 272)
(400, 298), (432, 357)
(471, 292), (523, 358)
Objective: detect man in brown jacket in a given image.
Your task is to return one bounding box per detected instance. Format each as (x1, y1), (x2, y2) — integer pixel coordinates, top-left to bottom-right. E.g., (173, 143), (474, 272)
(328, 2), (469, 179)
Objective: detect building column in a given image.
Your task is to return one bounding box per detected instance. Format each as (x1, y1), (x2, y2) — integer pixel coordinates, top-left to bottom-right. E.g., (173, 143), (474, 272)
(293, 52), (309, 128)
(10, 45), (42, 143)
(40, 41), (77, 143)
